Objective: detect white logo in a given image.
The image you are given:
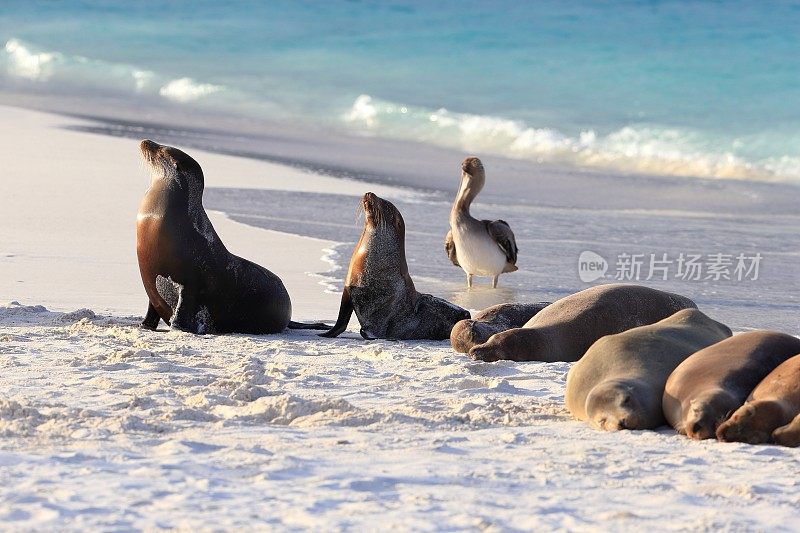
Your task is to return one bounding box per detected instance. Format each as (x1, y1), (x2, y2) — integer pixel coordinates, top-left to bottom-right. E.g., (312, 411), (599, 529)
(578, 250), (608, 282)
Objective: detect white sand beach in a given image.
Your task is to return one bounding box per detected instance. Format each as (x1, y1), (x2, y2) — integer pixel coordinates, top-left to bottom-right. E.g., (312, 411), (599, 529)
(1, 105), (799, 531)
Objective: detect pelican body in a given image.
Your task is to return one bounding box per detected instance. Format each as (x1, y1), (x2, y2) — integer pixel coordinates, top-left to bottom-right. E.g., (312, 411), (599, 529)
(445, 157), (518, 288)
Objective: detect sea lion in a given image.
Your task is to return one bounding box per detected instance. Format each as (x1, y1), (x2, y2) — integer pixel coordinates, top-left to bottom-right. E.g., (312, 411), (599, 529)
(469, 283), (697, 362)
(772, 413), (800, 447)
(716, 353), (800, 445)
(450, 302), (550, 353)
(662, 331), (800, 440)
(565, 309), (731, 431)
(445, 157), (518, 288)
(321, 192), (469, 340)
(137, 140), (317, 334)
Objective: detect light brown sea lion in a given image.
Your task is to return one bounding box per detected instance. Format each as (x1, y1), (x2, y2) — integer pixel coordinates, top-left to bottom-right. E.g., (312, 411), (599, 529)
(662, 331), (800, 440)
(137, 140), (326, 334)
(772, 413), (800, 447)
(565, 309), (731, 431)
(450, 302), (550, 353)
(321, 192), (469, 340)
(468, 283), (697, 362)
(716, 353), (800, 445)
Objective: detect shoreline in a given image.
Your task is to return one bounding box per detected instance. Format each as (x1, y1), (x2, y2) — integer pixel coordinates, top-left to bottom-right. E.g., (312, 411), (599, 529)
(2, 102), (795, 331)
(4, 95), (800, 206)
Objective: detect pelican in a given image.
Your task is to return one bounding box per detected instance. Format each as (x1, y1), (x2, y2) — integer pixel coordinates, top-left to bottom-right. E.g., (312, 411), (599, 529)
(445, 157), (518, 288)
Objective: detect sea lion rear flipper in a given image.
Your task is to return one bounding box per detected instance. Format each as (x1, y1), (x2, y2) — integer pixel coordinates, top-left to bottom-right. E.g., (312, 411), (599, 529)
(141, 302), (161, 330)
(287, 321), (332, 330)
(319, 288), (354, 338)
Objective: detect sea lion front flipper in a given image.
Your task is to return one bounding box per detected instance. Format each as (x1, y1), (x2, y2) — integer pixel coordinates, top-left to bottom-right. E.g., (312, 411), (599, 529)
(141, 302), (161, 330)
(319, 287), (354, 338)
(469, 343), (501, 362)
(170, 284), (201, 333)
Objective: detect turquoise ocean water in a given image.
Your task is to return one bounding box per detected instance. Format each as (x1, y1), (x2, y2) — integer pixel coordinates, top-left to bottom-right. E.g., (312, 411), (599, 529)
(1, 0), (799, 182)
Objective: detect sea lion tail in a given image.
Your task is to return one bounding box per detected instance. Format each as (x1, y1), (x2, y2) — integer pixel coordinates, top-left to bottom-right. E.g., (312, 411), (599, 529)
(287, 321), (332, 330)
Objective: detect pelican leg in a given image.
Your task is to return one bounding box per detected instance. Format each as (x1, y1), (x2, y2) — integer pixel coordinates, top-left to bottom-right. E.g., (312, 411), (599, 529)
(492, 275), (498, 289)
(467, 273), (473, 289)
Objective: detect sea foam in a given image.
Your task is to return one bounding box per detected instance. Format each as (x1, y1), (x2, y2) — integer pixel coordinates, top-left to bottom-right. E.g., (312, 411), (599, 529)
(1, 38), (224, 105)
(344, 95), (800, 183)
(159, 77), (224, 103)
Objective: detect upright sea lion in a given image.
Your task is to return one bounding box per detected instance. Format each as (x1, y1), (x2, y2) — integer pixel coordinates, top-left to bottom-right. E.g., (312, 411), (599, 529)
(772, 413), (800, 447)
(662, 331), (800, 440)
(445, 157), (518, 288)
(469, 283), (697, 362)
(450, 302), (550, 353)
(716, 353), (800, 445)
(321, 192), (469, 340)
(137, 140), (319, 334)
(565, 309), (731, 431)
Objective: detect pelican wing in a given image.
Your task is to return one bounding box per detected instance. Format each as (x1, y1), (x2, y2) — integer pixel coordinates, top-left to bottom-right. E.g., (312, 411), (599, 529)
(444, 229), (460, 266)
(485, 219), (518, 267)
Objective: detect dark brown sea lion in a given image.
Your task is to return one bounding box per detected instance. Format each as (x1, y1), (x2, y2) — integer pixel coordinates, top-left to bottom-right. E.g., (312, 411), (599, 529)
(450, 302), (550, 353)
(566, 309), (731, 431)
(137, 140), (321, 334)
(321, 192), (469, 340)
(468, 283), (697, 362)
(663, 331), (800, 440)
(716, 353), (800, 445)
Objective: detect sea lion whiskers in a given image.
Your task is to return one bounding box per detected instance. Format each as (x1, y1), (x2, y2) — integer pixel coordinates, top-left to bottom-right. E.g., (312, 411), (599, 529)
(139, 140), (177, 183)
(355, 201), (365, 225)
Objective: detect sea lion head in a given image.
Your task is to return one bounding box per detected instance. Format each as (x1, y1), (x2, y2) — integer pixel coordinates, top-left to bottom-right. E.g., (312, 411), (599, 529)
(682, 389), (738, 440)
(362, 192), (404, 235)
(585, 379), (657, 431)
(716, 401), (783, 444)
(140, 139), (204, 189)
(450, 319), (492, 354)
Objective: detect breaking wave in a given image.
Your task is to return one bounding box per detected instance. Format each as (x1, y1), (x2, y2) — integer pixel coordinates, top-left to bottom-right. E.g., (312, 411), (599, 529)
(2, 38), (225, 105)
(344, 95), (800, 183)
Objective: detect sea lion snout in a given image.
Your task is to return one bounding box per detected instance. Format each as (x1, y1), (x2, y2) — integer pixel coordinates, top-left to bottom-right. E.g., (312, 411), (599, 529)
(139, 139), (175, 169)
(596, 416), (630, 431)
(363, 192), (376, 212)
(139, 139), (160, 165)
(585, 379), (657, 432)
(688, 421), (708, 440)
(140, 139), (159, 154)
